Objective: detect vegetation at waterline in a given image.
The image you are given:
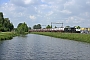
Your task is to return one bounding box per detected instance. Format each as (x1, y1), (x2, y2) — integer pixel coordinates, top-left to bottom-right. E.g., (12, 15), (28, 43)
(0, 32), (19, 40)
(31, 32), (90, 43)
(16, 22), (29, 34)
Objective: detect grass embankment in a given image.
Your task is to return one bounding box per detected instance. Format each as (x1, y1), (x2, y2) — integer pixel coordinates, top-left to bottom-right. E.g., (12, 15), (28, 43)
(0, 32), (29, 41)
(31, 32), (90, 43)
(0, 32), (18, 41)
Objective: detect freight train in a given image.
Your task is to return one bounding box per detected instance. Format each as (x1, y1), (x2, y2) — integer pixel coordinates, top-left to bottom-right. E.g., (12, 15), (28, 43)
(29, 27), (81, 33)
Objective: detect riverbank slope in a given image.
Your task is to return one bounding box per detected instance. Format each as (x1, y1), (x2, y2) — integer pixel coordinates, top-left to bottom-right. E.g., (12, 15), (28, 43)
(31, 32), (90, 43)
(0, 32), (18, 40)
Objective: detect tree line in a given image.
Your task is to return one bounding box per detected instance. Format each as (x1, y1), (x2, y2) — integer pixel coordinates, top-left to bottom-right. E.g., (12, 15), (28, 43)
(0, 12), (80, 34)
(0, 12), (52, 34)
(33, 24), (52, 29)
(0, 12), (14, 32)
(0, 12), (29, 34)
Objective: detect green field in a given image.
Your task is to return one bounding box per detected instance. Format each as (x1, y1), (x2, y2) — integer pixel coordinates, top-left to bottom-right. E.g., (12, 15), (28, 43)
(0, 32), (29, 41)
(31, 32), (90, 43)
(0, 32), (18, 40)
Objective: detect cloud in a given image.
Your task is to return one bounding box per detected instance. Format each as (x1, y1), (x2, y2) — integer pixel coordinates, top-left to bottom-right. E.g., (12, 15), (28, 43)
(66, 16), (84, 23)
(0, 0), (90, 27)
(46, 11), (53, 16)
(29, 15), (36, 20)
(64, 0), (75, 9)
(24, 0), (32, 4)
(60, 10), (72, 14)
(86, 1), (90, 5)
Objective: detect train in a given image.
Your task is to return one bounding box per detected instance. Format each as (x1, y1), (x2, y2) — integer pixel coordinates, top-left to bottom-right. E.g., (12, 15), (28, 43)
(29, 27), (81, 33)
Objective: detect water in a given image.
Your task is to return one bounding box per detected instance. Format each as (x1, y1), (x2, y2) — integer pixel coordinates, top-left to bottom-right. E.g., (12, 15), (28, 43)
(0, 34), (90, 60)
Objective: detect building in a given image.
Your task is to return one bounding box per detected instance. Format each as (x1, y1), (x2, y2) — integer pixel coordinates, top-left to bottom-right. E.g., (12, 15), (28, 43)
(80, 27), (90, 34)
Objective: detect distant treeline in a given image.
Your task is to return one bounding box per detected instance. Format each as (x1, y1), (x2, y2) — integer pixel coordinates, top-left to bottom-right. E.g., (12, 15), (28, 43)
(0, 12), (14, 32)
(0, 12), (30, 34)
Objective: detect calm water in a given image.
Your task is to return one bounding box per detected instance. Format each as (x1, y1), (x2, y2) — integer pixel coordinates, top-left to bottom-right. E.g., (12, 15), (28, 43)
(0, 34), (90, 60)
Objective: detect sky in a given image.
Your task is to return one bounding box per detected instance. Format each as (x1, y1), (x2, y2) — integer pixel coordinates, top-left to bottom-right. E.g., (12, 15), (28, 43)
(0, 0), (90, 28)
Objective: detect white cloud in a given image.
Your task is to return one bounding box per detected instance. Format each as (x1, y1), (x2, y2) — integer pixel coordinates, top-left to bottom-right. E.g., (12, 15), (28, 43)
(60, 10), (72, 14)
(86, 1), (90, 4)
(24, 0), (32, 4)
(46, 11), (53, 16)
(0, 0), (90, 27)
(64, 0), (75, 9)
(29, 15), (36, 20)
(66, 16), (85, 24)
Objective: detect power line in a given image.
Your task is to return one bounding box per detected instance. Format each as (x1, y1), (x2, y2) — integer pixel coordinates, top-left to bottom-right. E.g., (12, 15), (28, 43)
(51, 22), (63, 28)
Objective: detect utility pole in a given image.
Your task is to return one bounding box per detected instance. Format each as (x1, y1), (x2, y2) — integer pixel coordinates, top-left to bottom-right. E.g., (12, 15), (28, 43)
(62, 23), (63, 27)
(51, 22), (52, 28)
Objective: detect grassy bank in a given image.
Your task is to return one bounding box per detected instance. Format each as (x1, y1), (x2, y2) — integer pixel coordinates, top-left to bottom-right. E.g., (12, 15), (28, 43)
(0, 32), (19, 41)
(31, 32), (90, 43)
(0, 32), (29, 41)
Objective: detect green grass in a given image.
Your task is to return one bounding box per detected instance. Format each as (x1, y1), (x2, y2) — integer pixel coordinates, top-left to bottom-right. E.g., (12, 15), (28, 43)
(0, 32), (18, 40)
(0, 32), (29, 41)
(31, 32), (90, 43)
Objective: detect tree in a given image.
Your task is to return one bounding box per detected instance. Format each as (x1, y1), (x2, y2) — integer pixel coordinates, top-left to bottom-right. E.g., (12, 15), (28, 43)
(17, 22), (28, 34)
(9, 23), (14, 31)
(55, 26), (57, 28)
(37, 24), (41, 29)
(33, 25), (37, 29)
(0, 12), (14, 32)
(0, 12), (4, 25)
(65, 26), (70, 28)
(75, 26), (81, 29)
(4, 18), (14, 31)
(46, 25), (51, 29)
(23, 22), (28, 32)
(33, 24), (41, 29)
(28, 27), (31, 30)
(17, 23), (23, 28)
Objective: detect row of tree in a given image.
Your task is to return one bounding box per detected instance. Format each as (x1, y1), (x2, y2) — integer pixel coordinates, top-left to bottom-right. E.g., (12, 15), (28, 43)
(33, 24), (41, 29)
(0, 12), (14, 32)
(33, 24), (81, 29)
(0, 12), (81, 34)
(33, 24), (52, 29)
(65, 26), (80, 29)
(0, 12), (29, 34)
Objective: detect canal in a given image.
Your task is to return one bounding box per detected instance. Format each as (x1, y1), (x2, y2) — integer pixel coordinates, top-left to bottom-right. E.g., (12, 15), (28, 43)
(0, 34), (90, 60)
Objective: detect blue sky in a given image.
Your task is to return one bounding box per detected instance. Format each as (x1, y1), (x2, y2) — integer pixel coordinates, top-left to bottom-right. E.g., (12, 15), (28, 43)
(0, 0), (9, 4)
(0, 0), (90, 28)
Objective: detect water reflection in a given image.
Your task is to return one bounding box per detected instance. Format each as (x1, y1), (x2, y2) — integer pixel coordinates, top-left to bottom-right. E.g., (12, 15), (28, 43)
(0, 34), (90, 60)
